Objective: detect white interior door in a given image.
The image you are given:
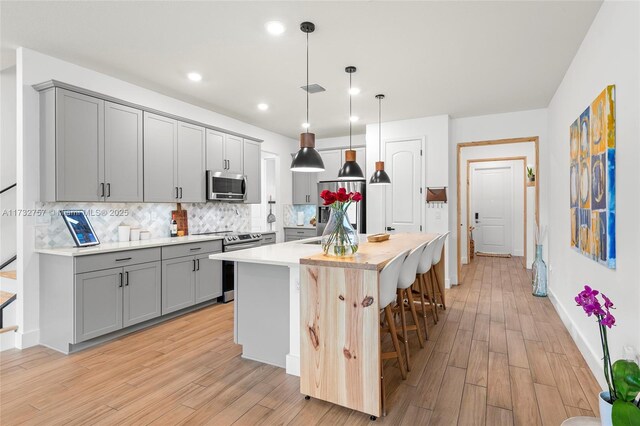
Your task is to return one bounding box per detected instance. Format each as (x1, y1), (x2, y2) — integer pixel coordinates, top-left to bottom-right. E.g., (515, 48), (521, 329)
(385, 139), (422, 233)
(471, 165), (513, 254)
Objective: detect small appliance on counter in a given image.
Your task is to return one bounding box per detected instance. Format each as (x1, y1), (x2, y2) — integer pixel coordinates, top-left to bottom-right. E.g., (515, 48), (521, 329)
(193, 230), (264, 303)
(206, 171), (247, 201)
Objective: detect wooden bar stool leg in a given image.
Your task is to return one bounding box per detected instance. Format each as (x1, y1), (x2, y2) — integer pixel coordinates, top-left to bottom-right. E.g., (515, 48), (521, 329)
(416, 277), (430, 339)
(430, 268), (446, 310)
(423, 273), (438, 323)
(397, 290), (411, 371)
(384, 305), (407, 379)
(406, 289), (425, 345)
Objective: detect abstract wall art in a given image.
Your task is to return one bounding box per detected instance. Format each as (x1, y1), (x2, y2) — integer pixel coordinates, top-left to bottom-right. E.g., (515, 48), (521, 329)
(569, 85), (616, 269)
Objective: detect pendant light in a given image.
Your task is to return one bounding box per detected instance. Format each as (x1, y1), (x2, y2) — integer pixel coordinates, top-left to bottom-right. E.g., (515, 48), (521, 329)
(338, 66), (365, 180)
(291, 22), (325, 173)
(369, 94), (391, 185)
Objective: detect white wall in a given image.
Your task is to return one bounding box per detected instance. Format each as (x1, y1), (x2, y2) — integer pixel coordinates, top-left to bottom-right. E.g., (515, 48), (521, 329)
(316, 134), (366, 151)
(546, 0), (640, 384)
(460, 143), (537, 267)
(15, 47), (297, 349)
(449, 109), (548, 283)
(365, 115), (451, 285)
(0, 66), (18, 350)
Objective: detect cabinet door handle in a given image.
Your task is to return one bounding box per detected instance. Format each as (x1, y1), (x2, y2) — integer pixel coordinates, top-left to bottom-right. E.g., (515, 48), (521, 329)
(196, 259), (200, 271)
(106, 183), (111, 198)
(100, 183), (105, 198)
(179, 187), (183, 199)
(190, 247), (202, 251)
(125, 271), (129, 286)
(175, 186), (179, 199)
(119, 272), (123, 288)
(115, 257), (132, 262)
(192, 259), (196, 271)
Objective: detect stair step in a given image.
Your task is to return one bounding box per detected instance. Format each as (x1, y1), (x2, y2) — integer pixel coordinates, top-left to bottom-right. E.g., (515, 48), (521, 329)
(0, 291), (17, 309)
(0, 270), (17, 280)
(0, 325), (18, 334)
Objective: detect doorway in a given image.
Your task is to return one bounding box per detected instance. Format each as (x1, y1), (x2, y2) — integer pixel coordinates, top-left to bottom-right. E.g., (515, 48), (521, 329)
(456, 137), (539, 278)
(384, 138), (423, 233)
(470, 163), (513, 255)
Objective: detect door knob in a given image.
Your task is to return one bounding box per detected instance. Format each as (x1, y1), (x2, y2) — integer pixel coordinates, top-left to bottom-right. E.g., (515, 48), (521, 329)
(386, 227), (395, 231)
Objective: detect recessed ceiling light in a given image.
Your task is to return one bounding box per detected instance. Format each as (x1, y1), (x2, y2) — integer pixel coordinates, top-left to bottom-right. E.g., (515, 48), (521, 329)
(266, 21), (285, 35)
(349, 87), (361, 95)
(302, 122), (310, 129)
(350, 116), (359, 122)
(257, 103), (269, 111)
(187, 72), (202, 82)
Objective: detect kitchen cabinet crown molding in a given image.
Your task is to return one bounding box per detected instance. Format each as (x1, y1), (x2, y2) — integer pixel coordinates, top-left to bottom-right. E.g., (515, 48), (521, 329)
(33, 80), (263, 143)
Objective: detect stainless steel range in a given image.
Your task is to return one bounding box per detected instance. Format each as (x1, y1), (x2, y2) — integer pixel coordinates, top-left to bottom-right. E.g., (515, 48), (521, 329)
(195, 231), (263, 302)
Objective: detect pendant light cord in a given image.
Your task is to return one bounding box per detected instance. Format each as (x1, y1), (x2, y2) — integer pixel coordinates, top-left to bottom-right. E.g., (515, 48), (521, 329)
(306, 31), (309, 134)
(378, 96), (382, 161)
(349, 72), (352, 150)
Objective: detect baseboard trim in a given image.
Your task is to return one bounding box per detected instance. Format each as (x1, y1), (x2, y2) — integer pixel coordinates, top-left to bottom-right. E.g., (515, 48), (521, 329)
(548, 288), (606, 389)
(286, 354), (300, 377)
(16, 329), (40, 349)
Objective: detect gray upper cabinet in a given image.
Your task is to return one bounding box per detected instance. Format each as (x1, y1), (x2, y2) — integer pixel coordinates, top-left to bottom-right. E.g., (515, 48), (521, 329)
(225, 135), (244, 174)
(243, 139), (262, 204)
(75, 267), (123, 343)
(177, 122), (206, 202)
(104, 102), (143, 202)
(317, 149), (343, 183)
(206, 130), (244, 175)
(205, 129), (225, 171)
(292, 171), (317, 205)
(143, 112), (178, 202)
(54, 89), (105, 202)
(195, 255), (223, 304)
(122, 261), (161, 328)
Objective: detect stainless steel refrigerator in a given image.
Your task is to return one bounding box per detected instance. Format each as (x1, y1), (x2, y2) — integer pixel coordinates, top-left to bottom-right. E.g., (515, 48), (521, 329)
(316, 180), (367, 236)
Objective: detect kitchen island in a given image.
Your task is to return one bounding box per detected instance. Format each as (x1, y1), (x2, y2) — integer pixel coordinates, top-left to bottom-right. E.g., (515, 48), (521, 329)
(208, 232), (445, 418)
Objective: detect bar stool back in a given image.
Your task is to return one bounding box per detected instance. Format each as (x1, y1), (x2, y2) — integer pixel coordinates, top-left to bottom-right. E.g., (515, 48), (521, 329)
(396, 242), (429, 369)
(430, 232), (450, 310)
(415, 239), (439, 332)
(379, 249), (410, 413)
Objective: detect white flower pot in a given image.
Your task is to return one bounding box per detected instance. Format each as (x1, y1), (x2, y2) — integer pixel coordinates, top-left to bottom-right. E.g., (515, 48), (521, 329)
(599, 391), (613, 426)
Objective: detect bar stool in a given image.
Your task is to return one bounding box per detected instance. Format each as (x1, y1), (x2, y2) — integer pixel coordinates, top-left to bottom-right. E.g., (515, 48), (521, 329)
(430, 232), (450, 310)
(395, 241), (429, 370)
(379, 249), (410, 414)
(414, 238), (439, 336)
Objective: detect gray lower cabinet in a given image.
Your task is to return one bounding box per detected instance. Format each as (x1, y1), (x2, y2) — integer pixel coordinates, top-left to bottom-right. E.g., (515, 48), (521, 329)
(162, 256), (197, 314)
(75, 261), (162, 343)
(123, 262), (162, 327)
(75, 267), (123, 342)
(262, 233), (276, 245)
(162, 252), (223, 314)
(243, 139), (262, 204)
(195, 254), (223, 304)
(284, 228), (318, 242)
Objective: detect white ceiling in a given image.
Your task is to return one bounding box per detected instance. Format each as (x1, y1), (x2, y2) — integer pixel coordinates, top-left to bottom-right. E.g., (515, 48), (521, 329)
(1, 1), (601, 138)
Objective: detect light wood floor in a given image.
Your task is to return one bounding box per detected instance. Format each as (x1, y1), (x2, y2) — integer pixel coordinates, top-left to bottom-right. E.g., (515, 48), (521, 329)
(0, 256), (601, 425)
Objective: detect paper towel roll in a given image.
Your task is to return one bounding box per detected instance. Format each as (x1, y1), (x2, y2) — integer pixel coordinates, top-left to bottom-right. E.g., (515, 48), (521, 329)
(297, 212), (304, 226)
(118, 225), (131, 242)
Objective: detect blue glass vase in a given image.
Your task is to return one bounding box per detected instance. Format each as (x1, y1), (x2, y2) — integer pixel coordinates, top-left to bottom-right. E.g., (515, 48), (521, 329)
(532, 244), (548, 297)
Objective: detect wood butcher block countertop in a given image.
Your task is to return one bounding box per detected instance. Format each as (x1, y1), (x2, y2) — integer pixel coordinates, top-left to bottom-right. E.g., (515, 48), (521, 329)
(300, 232), (439, 271)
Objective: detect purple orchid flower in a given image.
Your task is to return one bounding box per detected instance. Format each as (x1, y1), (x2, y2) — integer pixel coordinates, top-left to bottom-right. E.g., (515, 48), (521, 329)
(600, 312), (616, 328)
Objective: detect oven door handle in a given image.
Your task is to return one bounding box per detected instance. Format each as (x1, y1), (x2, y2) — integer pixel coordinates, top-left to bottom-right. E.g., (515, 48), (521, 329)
(224, 242), (262, 252)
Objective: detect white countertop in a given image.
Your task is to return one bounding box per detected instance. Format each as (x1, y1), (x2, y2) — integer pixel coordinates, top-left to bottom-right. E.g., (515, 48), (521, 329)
(208, 237), (323, 267)
(35, 234), (225, 257)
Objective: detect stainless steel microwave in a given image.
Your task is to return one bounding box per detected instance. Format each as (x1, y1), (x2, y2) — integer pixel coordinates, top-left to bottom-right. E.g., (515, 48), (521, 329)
(206, 171), (247, 201)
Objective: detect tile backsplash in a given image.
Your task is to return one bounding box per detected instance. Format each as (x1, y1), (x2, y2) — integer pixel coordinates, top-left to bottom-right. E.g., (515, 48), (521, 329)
(283, 204), (316, 227)
(35, 202), (251, 248)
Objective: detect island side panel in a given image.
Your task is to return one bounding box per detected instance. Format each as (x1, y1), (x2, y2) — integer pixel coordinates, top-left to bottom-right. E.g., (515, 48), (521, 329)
(236, 262), (290, 368)
(300, 264), (381, 417)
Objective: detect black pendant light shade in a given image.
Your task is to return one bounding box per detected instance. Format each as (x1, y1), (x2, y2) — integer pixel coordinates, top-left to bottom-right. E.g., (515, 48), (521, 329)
(338, 66), (365, 180)
(369, 94), (391, 185)
(291, 22), (324, 172)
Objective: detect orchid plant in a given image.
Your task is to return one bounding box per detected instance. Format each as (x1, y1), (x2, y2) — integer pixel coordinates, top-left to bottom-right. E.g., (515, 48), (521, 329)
(575, 286), (640, 425)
